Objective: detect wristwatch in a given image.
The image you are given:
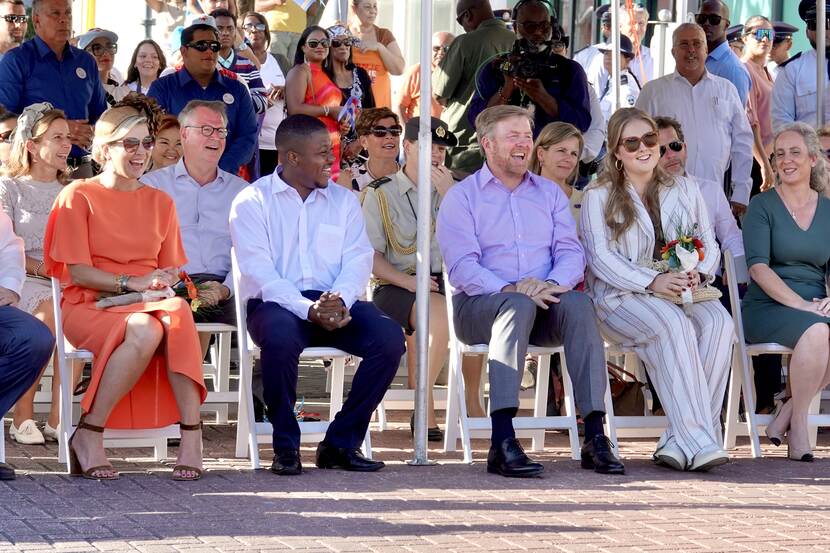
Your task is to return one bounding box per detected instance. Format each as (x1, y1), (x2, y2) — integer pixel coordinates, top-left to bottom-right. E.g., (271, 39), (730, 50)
(118, 274), (130, 293)
(545, 279), (559, 286)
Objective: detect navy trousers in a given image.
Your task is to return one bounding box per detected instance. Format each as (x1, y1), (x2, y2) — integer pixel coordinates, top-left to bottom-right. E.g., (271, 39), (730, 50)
(0, 306), (54, 415)
(247, 292), (405, 452)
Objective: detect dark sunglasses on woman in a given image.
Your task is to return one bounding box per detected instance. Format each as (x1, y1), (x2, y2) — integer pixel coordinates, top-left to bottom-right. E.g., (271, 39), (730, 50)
(620, 131), (659, 152)
(116, 136), (155, 153)
(745, 28), (775, 41)
(660, 141), (684, 157)
(243, 23), (266, 33)
(186, 40), (221, 53)
(370, 125), (403, 138)
(306, 39), (331, 49)
(331, 39), (354, 48)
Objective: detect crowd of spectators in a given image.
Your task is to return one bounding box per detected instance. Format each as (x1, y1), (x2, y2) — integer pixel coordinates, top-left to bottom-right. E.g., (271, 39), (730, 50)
(1, 0), (830, 483)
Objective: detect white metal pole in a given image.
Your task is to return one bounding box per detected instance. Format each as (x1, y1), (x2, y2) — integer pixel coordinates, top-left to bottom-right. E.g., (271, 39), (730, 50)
(611, 1), (621, 110)
(818, 1), (826, 127)
(408, 0), (434, 467)
(339, 0), (348, 23)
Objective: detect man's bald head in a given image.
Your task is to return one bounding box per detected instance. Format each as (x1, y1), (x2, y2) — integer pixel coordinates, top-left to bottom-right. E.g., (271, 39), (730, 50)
(456, 0), (494, 33)
(700, 0), (729, 19)
(697, 0), (730, 47)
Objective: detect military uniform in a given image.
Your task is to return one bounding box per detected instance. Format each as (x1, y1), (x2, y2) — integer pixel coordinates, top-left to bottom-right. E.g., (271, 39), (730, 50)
(599, 68), (641, 122)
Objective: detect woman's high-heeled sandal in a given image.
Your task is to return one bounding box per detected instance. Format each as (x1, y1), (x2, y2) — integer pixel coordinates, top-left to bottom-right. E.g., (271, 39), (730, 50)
(172, 421), (204, 481)
(68, 416), (119, 480)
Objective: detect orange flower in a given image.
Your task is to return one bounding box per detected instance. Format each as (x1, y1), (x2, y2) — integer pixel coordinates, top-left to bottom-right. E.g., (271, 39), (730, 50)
(179, 271), (199, 301)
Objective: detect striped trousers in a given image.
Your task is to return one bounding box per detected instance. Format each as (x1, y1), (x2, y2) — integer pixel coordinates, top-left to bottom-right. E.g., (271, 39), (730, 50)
(599, 295), (735, 460)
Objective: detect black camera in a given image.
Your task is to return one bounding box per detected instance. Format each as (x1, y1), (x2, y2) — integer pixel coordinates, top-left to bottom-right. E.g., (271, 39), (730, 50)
(497, 38), (557, 80)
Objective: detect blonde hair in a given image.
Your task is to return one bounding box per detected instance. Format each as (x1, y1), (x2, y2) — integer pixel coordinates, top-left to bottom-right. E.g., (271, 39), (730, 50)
(529, 122), (583, 185)
(591, 107), (673, 240)
(3, 109), (70, 182)
(91, 106), (147, 166)
(773, 122), (829, 196)
(474, 105), (534, 143)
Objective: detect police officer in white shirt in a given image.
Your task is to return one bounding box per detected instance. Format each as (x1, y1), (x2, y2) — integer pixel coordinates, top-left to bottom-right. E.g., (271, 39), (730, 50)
(771, 1), (830, 131)
(767, 22), (798, 79)
(574, 4), (611, 99)
(636, 23), (753, 217)
(141, 99), (247, 351)
(229, 114), (405, 477)
(597, 34), (641, 122)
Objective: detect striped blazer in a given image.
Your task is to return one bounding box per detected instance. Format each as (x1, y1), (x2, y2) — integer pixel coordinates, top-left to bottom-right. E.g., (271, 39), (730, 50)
(579, 175), (720, 320)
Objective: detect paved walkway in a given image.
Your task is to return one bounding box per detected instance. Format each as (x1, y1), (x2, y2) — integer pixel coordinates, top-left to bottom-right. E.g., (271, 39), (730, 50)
(2, 418), (830, 553)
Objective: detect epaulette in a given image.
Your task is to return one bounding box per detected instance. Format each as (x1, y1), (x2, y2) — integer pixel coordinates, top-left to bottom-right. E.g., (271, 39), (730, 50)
(779, 51), (802, 69)
(367, 176), (392, 189)
(620, 74), (628, 85)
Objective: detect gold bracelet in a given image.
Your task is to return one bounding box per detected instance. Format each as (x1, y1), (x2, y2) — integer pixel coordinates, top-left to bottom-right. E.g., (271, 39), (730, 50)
(115, 273), (123, 294)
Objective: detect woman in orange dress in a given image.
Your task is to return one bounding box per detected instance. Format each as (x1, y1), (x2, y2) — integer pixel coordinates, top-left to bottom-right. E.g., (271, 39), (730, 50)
(285, 26), (344, 180)
(349, 0), (405, 109)
(43, 105), (206, 481)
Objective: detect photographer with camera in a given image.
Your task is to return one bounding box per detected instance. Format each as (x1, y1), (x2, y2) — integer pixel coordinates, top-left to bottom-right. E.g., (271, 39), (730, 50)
(469, 0), (592, 139)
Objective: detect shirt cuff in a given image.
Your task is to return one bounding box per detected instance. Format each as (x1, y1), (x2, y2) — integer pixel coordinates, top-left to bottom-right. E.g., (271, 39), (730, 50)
(287, 298), (315, 322)
(0, 277), (22, 297)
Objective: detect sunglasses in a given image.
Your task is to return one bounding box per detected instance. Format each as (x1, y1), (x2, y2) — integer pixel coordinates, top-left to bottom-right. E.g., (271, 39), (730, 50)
(456, 8), (471, 25)
(184, 125), (229, 138)
(745, 28), (774, 41)
(659, 141), (683, 157)
(0, 130), (13, 143)
(694, 13), (725, 27)
(432, 45), (450, 53)
(3, 14), (27, 24)
(518, 20), (552, 34)
(242, 23), (266, 32)
(88, 43), (117, 56)
(620, 131), (659, 153)
(806, 18), (830, 31)
(115, 136), (155, 153)
(306, 39), (330, 49)
(369, 125), (402, 138)
(331, 39), (354, 48)
(186, 40), (221, 53)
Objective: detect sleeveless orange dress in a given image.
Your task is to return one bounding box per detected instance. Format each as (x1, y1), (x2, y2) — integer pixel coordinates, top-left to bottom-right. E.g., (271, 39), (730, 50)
(351, 26), (395, 109)
(43, 180), (206, 429)
(305, 63), (343, 180)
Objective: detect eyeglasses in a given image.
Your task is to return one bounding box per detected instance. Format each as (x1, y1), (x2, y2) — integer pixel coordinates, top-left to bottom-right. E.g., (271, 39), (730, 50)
(823, 148), (830, 159)
(806, 18), (830, 31)
(517, 20), (552, 34)
(185, 40), (221, 53)
(659, 141), (683, 157)
(184, 125), (229, 138)
(745, 28), (775, 41)
(432, 45), (450, 53)
(114, 136), (155, 153)
(88, 43), (117, 57)
(3, 15), (27, 24)
(331, 39), (354, 48)
(620, 131), (659, 152)
(456, 8), (471, 25)
(242, 23), (266, 32)
(694, 13), (725, 27)
(369, 125), (402, 138)
(0, 130), (13, 143)
(306, 39), (330, 49)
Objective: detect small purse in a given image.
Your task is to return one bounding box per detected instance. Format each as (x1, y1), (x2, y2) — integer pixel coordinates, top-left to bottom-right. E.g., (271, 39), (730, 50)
(607, 360), (646, 416)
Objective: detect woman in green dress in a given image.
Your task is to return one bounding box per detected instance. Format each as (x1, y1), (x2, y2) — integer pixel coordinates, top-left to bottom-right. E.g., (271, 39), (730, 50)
(742, 122), (830, 462)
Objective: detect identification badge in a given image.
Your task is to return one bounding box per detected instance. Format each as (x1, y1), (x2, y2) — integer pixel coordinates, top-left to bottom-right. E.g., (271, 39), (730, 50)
(76, 67), (87, 79)
(223, 93), (234, 105)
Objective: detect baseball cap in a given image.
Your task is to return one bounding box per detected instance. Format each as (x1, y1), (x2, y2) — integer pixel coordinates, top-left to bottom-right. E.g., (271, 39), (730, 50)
(77, 28), (118, 51)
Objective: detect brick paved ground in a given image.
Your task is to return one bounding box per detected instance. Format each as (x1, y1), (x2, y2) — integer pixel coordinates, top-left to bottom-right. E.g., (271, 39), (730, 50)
(2, 412), (830, 553)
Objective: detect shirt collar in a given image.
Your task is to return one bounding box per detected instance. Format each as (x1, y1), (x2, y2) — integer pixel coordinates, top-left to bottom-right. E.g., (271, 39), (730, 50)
(707, 41), (731, 61)
(397, 168), (415, 195)
(478, 18), (506, 31)
(477, 161), (535, 190)
(33, 35), (73, 60)
(176, 67), (221, 87)
(173, 158), (226, 185)
(671, 68), (712, 85)
(271, 166), (331, 200)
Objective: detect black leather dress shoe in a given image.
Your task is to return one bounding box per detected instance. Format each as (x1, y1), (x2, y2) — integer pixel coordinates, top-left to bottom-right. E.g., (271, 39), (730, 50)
(270, 449), (302, 475)
(0, 462), (15, 481)
(315, 442), (385, 472)
(581, 435), (625, 474)
(487, 438), (544, 478)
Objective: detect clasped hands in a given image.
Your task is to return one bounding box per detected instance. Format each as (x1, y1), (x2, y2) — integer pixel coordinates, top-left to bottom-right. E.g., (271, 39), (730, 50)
(503, 277), (569, 309)
(647, 270), (701, 297)
(308, 291), (352, 331)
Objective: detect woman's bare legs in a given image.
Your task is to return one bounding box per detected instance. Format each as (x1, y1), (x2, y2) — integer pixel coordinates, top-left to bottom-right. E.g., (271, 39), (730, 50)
(785, 323), (830, 456)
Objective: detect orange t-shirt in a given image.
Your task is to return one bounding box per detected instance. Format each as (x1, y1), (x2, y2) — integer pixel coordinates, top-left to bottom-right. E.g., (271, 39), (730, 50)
(397, 62), (444, 120)
(351, 26), (396, 109)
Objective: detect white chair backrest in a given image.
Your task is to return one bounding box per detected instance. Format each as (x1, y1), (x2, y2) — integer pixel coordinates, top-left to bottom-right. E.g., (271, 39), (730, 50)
(230, 248), (255, 355)
(50, 278), (70, 364)
(724, 251), (748, 346)
(442, 270), (461, 346)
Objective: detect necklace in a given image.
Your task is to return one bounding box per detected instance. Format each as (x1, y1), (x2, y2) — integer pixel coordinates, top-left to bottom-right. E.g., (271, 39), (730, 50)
(777, 188), (816, 221)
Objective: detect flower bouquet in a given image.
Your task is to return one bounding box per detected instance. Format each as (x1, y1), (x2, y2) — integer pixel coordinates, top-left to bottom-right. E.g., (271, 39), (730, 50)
(173, 271), (222, 315)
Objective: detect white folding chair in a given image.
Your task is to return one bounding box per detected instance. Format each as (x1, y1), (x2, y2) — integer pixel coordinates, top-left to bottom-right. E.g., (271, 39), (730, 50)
(0, 414), (5, 464)
(51, 278), (177, 470)
(722, 251), (830, 455)
(440, 273), (586, 464)
(195, 322), (236, 423)
(230, 249), (372, 469)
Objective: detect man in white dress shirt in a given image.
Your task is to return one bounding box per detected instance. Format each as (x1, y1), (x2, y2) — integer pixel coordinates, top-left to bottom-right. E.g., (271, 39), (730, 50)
(636, 23), (753, 217)
(0, 211), (54, 480)
(229, 114), (405, 476)
(141, 100), (246, 345)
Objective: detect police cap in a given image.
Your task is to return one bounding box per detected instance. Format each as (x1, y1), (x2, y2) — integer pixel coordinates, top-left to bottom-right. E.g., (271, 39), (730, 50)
(404, 117), (458, 147)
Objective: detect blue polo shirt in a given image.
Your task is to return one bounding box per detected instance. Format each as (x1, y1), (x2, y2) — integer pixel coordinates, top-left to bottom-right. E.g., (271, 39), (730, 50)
(705, 41), (752, 106)
(148, 68), (257, 174)
(0, 36), (107, 158)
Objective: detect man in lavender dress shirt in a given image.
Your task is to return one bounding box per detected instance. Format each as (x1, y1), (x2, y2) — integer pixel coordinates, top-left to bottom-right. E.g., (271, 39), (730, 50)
(436, 105), (623, 477)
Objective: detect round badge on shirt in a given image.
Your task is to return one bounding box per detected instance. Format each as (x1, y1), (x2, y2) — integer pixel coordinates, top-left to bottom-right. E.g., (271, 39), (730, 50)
(76, 67), (87, 79)
(223, 93), (234, 105)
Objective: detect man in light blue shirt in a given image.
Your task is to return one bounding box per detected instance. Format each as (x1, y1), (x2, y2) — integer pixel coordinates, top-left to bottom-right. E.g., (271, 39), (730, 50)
(696, 0), (751, 106)
(141, 99), (247, 340)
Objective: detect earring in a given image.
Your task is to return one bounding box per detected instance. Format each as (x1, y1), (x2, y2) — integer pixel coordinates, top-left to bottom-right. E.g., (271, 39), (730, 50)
(615, 158), (623, 171)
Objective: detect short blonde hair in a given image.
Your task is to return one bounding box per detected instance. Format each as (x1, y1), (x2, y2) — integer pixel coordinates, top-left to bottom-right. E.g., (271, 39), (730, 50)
(3, 109), (70, 182)
(474, 105), (534, 141)
(91, 106), (147, 166)
(529, 122), (583, 184)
